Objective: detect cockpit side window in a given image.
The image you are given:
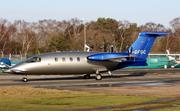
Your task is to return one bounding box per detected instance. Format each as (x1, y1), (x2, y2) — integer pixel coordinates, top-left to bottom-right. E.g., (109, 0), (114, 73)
(36, 57), (41, 62)
(25, 57), (41, 63)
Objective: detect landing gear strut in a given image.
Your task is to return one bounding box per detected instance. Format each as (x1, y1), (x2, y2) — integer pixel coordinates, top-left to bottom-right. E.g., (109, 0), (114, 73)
(84, 74), (90, 79)
(95, 70), (102, 80)
(22, 75), (28, 82)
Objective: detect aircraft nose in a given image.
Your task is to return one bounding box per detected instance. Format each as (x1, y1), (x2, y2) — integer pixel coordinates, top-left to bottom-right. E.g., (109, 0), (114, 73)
(5, 69), (23, 74)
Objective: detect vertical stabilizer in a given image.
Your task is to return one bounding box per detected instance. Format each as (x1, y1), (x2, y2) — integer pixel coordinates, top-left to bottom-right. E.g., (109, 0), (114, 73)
(126, 31), (168, 60)
(166, 50), (174, 61)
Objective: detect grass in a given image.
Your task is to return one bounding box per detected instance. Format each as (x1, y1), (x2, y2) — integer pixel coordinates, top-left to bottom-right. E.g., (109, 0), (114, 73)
(0, 87), (180, 111)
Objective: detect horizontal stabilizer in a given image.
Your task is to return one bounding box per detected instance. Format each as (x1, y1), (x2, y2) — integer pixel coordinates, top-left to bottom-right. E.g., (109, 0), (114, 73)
(143, 31), (168, 36)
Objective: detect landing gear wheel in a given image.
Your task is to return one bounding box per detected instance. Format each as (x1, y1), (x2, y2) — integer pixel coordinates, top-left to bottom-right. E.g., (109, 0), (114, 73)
(95, 74), (102, 80)
(84, 74), (90, 79)
(22, 77), (28, 82)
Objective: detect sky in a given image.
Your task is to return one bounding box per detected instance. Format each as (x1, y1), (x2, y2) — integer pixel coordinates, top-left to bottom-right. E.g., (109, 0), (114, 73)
(0, 0), (180, 28)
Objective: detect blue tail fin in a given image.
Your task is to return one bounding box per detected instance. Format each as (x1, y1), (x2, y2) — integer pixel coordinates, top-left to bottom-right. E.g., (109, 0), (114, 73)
(126, 31), (168, 59)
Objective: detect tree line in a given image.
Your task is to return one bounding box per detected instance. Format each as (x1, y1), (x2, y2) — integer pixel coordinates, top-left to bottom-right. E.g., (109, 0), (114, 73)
(0, 17), (180, 57)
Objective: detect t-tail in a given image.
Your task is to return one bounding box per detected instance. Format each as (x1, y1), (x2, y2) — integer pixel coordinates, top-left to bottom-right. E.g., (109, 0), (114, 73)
(126, 31), (168, 60)
(87, 31), (169, 67)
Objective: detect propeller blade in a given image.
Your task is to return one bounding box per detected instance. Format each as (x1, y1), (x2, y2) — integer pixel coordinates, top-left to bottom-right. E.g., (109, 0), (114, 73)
(128, 46), (133, 55)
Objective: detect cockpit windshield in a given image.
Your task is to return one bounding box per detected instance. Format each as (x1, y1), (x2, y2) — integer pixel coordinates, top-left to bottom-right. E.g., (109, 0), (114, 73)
(25, 57), (41, 63)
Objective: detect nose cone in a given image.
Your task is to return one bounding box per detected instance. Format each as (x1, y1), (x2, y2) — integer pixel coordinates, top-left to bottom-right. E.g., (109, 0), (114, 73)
(5, 68), (23, 74)
(5, 69), (12, 73)
(5, 67), (24, 74)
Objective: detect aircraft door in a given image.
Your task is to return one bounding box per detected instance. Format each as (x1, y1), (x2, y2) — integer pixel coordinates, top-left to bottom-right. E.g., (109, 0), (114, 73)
(45, 57), (59, 73)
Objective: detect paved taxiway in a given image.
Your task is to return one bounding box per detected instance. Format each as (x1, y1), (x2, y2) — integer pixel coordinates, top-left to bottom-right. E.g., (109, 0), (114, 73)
(1, 68), (180, 89)
(2, 68), (180, 111)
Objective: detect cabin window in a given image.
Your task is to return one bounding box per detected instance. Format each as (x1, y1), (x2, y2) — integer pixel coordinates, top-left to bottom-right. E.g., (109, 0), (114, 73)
(55, 58), (58, 62)
(77, 57), (80, 62)
(25, 57), (41, 63)
(70, 57), (73, 62)
(62, 58), (66, 62)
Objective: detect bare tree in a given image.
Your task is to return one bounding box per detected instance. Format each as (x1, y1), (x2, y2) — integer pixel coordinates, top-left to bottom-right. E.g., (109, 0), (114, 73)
(140, 22), (166, 53)
(140, 22), (166, 32)
(170, 17), (180, 52)
(14, 20), (36, 57)
(117, 20), (131, 52)
(0, 19), (8, 42)
(0, 18), (12, 53)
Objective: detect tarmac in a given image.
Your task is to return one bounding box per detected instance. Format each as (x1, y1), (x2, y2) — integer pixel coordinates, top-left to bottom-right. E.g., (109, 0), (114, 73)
(1, 68), (180, 89)
(2, 68), (180, 110)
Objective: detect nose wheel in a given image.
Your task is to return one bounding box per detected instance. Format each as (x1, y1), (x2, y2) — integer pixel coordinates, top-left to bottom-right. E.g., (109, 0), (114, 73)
(22, 76), (28, 82)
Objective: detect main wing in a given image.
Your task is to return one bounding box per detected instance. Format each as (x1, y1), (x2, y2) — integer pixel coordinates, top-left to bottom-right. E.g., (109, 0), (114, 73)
(87, 53), (137, 62)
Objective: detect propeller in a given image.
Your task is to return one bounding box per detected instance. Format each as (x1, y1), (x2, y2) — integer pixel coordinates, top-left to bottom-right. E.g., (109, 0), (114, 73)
(128, 46), (133, 55)
(128, 46), (135, 62)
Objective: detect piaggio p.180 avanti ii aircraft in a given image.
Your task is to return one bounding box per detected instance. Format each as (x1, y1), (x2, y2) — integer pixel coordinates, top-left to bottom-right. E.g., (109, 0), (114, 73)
(5, 31), (169, 82)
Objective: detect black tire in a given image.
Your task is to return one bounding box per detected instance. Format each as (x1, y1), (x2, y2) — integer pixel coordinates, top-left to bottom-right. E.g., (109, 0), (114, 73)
(84, 74), (90, 79)
(22, 77), (28, 82)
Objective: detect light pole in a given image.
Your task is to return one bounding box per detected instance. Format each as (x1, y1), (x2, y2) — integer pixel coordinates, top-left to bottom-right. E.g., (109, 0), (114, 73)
(82, 18), (88, 51)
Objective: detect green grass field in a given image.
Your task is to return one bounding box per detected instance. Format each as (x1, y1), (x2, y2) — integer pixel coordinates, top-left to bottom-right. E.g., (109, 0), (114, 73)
(0, 87), (179, 111)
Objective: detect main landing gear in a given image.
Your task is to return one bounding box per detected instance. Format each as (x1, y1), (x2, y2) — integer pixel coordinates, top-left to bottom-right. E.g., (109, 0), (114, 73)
(22, 75), (28, 82)
(84, 73), (102, 80)
(95, 70), (102, 80)
(95, 74), (102, 80)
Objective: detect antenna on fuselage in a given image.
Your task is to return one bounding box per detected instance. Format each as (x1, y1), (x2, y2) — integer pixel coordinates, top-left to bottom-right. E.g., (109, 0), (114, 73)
(128, 46), (135, 62)
(128, 46), (133, 55)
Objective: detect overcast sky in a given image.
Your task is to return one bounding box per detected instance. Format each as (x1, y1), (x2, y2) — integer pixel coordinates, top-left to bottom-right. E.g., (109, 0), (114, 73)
(0, 0), (179, 28)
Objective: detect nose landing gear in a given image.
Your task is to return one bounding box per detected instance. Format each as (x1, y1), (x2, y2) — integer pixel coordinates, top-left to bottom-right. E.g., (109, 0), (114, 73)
(22, 75), (28, 82)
